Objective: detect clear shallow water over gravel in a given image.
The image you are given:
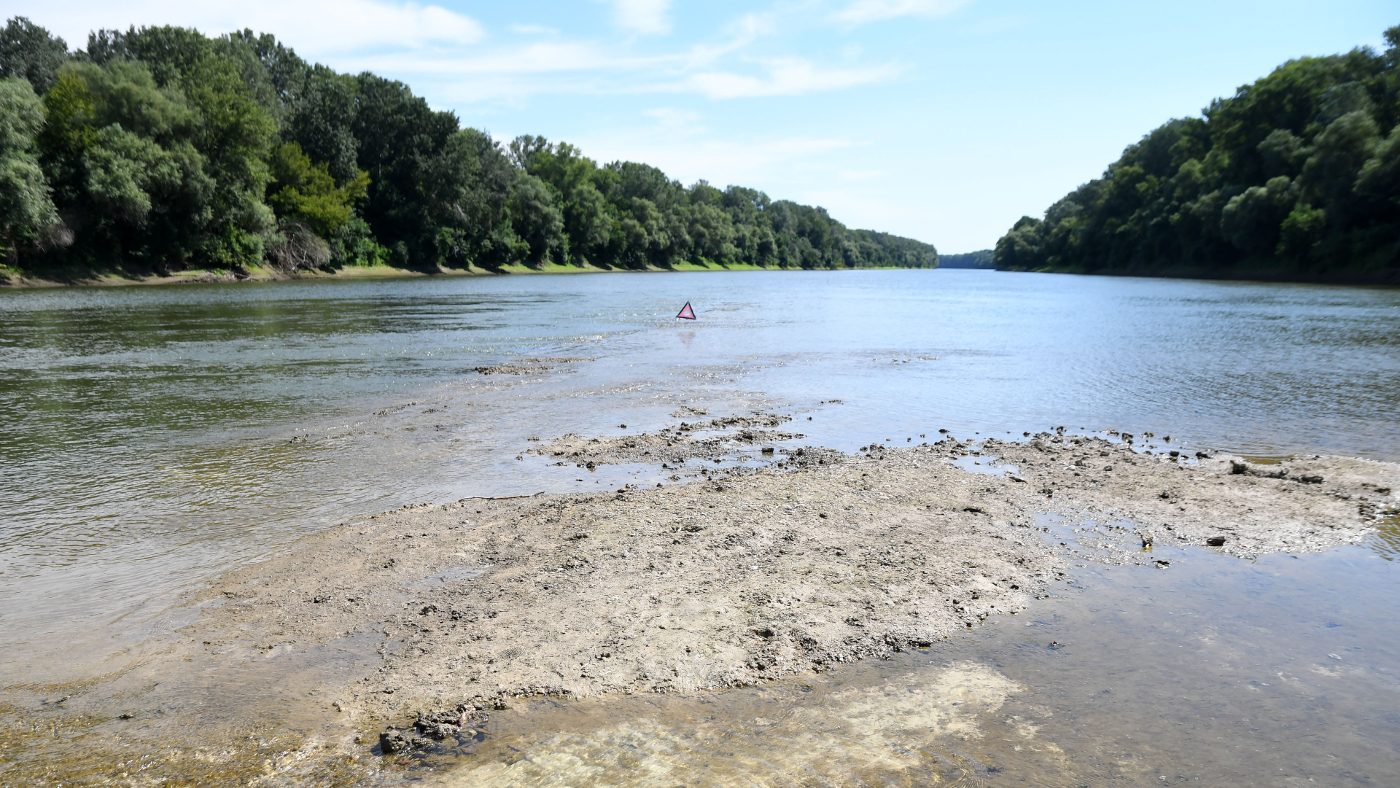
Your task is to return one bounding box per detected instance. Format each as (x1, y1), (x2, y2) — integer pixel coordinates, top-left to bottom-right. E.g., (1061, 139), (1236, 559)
(1, 269), (1398, 679)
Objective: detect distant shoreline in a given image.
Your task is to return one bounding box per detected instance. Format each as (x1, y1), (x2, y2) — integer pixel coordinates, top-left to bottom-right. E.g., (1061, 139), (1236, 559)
(996, 264), (1400, 288)
(11, 261), (1400, 290)
(10, 262), (1400, 290)
(0, 261), (949, 290)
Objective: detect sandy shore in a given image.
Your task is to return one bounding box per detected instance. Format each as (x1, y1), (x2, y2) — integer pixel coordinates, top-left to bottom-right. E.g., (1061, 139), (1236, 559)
(3, 418), (1395, 782)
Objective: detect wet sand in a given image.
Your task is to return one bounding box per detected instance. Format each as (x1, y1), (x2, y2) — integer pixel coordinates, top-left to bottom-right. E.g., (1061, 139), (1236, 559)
(2, 414), (1394, 785)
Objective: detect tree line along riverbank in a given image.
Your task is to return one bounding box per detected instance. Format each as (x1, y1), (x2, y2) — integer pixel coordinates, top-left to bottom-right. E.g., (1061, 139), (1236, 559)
(994, 25), (1400, 285)
(0, 17), (938, 287)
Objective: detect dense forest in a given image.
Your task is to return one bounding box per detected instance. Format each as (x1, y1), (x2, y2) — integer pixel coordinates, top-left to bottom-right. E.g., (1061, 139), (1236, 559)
(994, 25), (1400, 283)
(0, 17), (937, 280)
(938, 250), (994, 269)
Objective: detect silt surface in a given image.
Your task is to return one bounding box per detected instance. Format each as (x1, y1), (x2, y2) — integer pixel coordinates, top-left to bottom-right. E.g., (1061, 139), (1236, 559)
(1, 415), (1395, 786)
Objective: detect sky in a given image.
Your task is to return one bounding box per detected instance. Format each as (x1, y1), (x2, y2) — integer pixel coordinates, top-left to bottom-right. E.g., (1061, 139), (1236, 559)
(7, 1), (1396, 253)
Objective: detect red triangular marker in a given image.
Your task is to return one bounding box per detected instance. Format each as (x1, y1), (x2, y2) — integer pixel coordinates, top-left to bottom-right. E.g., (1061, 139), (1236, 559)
(676, 301), (696, 320)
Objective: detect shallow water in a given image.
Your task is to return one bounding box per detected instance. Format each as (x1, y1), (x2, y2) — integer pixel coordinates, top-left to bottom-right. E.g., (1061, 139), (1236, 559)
(2, 269), (1399, 681)
(380, 523), (1400, 787)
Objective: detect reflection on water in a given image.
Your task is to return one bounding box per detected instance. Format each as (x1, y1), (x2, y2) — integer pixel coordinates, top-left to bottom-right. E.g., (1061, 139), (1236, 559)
(387, 539), (1400, 787)
(2, 270), (1399, 681)
(1373, 515), (1400, 561)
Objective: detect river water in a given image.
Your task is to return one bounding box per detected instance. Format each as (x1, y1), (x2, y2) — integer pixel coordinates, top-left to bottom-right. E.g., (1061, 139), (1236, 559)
(2, 269), (1399, 783)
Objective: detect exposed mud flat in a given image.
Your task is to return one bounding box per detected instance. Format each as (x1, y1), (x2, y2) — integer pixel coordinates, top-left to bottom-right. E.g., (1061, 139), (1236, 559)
(471, 357), (595, 376)
(177, 428), (1393, 725)
(2, 420), (1394, 784)
(416, 662), (1029, 787)
(537, 412), (799, 467)
(980, 433), (1395, 558)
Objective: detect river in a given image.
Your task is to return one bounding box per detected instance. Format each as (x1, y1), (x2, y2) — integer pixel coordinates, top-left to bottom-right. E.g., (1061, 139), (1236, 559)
(2, 269), (1398, 784)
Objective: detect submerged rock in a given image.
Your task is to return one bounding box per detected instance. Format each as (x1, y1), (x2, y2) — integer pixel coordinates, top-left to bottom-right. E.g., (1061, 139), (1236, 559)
(379, 728), (426, 754)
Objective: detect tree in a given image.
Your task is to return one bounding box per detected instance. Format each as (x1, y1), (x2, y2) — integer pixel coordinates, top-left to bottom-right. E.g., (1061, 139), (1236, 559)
(1355, 124), (1400, 208)
(39, 61), (216, 266)
(1299, 110), (1379, 227)
(5, 20), (938, 277)
(508, 172), (565, 265)
(266, 141), (368, 237)
(0, 17), (66, 94)
(350, 73), (465, 267)
(0, 76), (57, 253)
(1220, 176), (1296, 254)
(994, 25), (1400, 281)
(284, 66), (359, 184)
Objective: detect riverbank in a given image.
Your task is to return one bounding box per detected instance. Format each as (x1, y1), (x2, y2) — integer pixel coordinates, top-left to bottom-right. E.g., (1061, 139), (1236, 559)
(0, 260), (921, 289)
(996, 262), (1400, 287)
(3, 416), (1393, 784)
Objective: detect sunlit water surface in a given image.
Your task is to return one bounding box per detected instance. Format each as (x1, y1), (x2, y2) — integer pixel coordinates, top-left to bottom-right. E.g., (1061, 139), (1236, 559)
(2, 269), (1399, 783)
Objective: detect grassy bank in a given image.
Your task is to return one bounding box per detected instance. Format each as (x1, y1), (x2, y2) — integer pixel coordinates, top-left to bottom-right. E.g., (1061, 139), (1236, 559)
(0, 259), (924, 289)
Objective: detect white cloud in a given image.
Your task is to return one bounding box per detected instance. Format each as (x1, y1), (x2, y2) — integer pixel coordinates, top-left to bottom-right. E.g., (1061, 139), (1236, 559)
(331, 11), (891, 103)
(24, 2), (899, 104)
(832, 0), (974, 25)
(602, 0), (673, 35)
(28, 0), (483, 56)
(353, 46), (899, 102)
(687, 58), (900, 99)
(678, 12), (774, 69)
(346, 41), (631, 76)
(642, 108), (706, 133)
(578, 134), (857, 186)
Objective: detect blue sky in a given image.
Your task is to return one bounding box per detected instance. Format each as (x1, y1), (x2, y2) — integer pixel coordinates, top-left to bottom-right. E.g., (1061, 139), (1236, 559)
(11, 0), (1397, 252)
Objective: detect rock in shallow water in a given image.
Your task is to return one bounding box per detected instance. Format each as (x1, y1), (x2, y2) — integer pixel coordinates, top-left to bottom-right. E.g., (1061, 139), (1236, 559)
(379, 728), (426, 754)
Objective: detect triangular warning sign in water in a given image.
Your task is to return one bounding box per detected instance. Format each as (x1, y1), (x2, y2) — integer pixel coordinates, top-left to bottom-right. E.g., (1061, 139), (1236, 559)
(676, 302), (696, 320)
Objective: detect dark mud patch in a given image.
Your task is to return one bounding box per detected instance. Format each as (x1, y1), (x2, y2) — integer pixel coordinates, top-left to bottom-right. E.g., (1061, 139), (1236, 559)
(537, 412), (801, 466)
(473, 357), (595, 376)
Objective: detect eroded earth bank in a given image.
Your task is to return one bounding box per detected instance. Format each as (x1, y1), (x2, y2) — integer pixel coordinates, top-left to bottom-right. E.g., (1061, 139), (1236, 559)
(3, 418), (1397, 785)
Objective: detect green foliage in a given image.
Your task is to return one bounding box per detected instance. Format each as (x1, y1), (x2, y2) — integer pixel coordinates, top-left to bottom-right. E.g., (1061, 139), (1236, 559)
(0, 17), (66, 94)
(508, 171), (565, 265)
(0, 76), (57, 252)
(512, 137), (938, 271)
(1221, 176), (1297, 253)
(83, 124), (204, 225)
(267, 141), (367, 237)
(5, 17), (935, 277)
(29, 25), (278, 270)
(994, 24), (1400, 281)
(939, 250), (995, 269)
(283, 66), (359, 184)
(1278, 203), (1327, 262)
(38, 60), (223, 267)
(331, 216), (389, 267)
